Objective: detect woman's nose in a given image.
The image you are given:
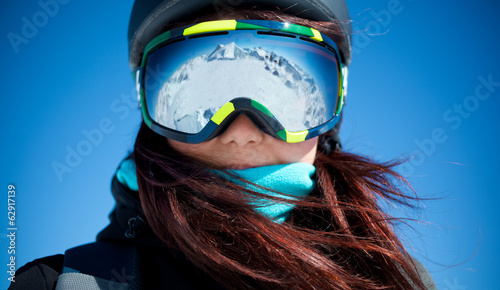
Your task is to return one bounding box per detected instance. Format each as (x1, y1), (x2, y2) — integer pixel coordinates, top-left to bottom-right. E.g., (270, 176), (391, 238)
(218, 114), (264, 146)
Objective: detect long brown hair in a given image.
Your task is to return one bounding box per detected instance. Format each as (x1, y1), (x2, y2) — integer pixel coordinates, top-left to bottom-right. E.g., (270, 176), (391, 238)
(133, 9), (430, 289)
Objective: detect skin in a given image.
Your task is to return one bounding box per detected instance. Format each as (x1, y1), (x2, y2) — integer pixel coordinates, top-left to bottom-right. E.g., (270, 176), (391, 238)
(168, 115), (318, 170)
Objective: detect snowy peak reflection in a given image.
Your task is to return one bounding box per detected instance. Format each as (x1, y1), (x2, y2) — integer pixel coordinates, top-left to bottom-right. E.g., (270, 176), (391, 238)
(207, 42), (246, 60)
(207, 43), (305, 85)
(155, 42), (326, 134)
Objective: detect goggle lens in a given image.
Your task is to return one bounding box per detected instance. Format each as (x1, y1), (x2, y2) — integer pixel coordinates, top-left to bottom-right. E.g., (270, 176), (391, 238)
(140, 21), (344, 143)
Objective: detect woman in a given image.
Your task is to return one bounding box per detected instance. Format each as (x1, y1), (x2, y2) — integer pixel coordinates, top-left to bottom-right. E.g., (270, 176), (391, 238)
(11, 0), (436, 289)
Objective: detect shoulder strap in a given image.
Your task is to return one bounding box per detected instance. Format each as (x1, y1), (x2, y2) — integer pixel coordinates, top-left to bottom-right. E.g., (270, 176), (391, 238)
(55, 242), (138, 290)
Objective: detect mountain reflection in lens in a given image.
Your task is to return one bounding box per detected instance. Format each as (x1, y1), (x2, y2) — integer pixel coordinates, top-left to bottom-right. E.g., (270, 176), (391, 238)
(145, 31), (339, 134)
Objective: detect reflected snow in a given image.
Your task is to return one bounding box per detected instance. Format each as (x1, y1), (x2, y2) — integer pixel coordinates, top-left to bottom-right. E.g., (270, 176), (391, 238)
(154, 42), (327, 133)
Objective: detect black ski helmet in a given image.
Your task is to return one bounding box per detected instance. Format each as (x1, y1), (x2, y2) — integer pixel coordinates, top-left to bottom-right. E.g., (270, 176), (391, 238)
(128, 0), (352, 71)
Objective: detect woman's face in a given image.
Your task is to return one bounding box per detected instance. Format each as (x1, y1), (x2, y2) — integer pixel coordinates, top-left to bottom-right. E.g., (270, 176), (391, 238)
(168, 115), (318, 169)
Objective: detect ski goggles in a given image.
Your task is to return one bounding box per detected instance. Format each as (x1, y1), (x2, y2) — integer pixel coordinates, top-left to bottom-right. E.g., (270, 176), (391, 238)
(135, 19), (345, 143)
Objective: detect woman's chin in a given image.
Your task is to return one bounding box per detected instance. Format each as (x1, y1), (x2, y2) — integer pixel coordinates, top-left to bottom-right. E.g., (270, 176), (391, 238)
(224, 164), (258, 170)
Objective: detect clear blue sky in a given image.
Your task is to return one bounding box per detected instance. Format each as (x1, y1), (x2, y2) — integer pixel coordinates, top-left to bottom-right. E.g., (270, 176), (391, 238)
(1, 0), (500, 289)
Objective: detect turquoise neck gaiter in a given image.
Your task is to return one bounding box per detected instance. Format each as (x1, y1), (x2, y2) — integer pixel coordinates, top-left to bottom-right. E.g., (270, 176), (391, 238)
(116, 158), (139, 192)
(219, 163), (316, 223)
(116, 159), (316, 224)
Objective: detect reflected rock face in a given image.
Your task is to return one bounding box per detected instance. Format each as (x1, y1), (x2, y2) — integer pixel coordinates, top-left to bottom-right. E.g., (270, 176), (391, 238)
(155, 42), (326, 133)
